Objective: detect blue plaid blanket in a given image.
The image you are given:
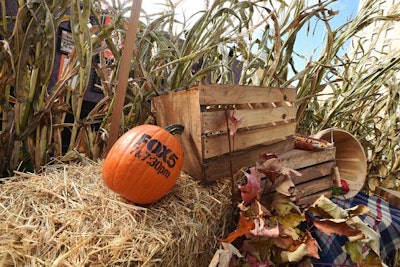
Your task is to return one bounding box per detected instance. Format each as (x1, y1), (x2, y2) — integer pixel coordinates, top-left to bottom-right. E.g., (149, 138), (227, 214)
(312, 192), (400, 266)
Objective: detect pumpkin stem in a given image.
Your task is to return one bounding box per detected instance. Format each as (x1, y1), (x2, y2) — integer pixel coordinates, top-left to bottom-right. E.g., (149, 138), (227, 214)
(165, 124), (184, 135)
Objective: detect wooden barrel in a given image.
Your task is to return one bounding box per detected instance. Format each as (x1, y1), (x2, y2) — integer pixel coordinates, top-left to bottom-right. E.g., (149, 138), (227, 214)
(313, 128), (367, 199)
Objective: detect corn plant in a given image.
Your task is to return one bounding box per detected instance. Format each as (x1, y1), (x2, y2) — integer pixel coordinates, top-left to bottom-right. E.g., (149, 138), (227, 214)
(1, 0), (399, 193)
(0, 0), (125, 174)
(0, 0), (70, 175)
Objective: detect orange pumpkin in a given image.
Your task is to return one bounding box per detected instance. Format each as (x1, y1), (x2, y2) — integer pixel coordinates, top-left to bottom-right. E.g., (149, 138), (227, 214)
(102, 124), (184, 204)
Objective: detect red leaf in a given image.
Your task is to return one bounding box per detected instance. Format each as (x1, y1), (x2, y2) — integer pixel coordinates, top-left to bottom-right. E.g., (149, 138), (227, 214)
(239, 170), (261, 206)
(219, 213), (255, 243)
(228, 110), (241, 137)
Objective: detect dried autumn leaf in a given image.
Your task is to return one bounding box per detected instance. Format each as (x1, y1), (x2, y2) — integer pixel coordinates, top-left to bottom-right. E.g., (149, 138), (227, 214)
(363, 251), (387, 267)
(280, 212), (305, 229)
(248, 165), (263, 183)
(347, 204), (370, 218)
(241, 237), (272, 264)
(313, 219), (364, 238)
(346, 216), (380, 256)
(272, 194), (301, 216)
(239, 170), (261, 206)
(344, 241), (363, 264)
(250, 219), (279, 238)
(304, 231), (320, 259)
(275, 174), (295, 196)
(308, 195), (349, 219)
(271, 235), (295, 250)
(208, 243), (243, 267)
(208, 248), (231, 267)
(258, 155), (281, 182)
(280, 226), (300, 240)
(228, 110), (241, 137)
(219, 213), (255, 243)
(281, 167), (302, 177)
(250, 200), (272, 217)
(281, 243), (308, 263)
(245, 254), (274, 267)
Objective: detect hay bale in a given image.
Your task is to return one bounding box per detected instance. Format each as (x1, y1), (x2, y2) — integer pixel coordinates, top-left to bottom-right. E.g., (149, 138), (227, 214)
(0, 160), (233, 266)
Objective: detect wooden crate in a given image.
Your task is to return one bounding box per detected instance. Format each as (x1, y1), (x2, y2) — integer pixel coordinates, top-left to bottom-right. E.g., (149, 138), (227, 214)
(153, 84), (297, 183)
(262, 147), (336, 206)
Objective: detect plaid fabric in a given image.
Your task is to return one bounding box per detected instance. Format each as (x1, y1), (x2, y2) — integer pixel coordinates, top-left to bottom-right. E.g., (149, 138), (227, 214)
(311, 192), (400, 266)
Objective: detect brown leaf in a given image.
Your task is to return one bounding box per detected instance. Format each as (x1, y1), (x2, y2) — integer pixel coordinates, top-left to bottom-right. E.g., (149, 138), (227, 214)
(362, 251), (386, 267)
(250, 200), (271, 217)
(219, 213), (255, 243)
(271, 235), (295, 250)
(275, 174), (295, 196)
(304, 231), (320, 259)
(258, 156), (281, 182)
(314, 219), (364, 238)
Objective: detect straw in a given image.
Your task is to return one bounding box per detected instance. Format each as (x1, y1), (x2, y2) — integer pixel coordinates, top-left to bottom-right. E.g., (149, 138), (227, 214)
(0, 160), (233, 266)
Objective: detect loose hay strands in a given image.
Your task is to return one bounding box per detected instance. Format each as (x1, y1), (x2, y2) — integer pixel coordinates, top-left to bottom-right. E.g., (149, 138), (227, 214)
(0, 161), (233, 266)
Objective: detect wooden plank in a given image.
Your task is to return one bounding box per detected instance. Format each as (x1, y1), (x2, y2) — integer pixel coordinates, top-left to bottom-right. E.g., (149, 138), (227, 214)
(201, 106), (297, 134)
(273, 161), (335, 185)
(202, 139), (295, 182)
(260, 148), (335, 205)
(375, 187), (400, 208)
(294, 175), (333, 199)
(153, 89), (203, 179)
(296, 189), (333, 206)
(198, 84), (297, 105)
(105, 0), (143, 155)
(297, 175), (333, 194)
(279, 147), (336, 170)
(202, 122), (297, 159)
(262, 179), (333, 207)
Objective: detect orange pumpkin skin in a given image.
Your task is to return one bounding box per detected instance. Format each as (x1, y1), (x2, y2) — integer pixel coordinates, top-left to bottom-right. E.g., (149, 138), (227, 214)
(102, 124), (184, 204)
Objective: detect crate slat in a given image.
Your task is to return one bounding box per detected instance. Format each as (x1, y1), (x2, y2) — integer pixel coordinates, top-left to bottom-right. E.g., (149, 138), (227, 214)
(198, 84), (297, 105)
(203, 122), (297, 159)
(262, 148), (336, 206)
(153, 84), (297, 182)
(153, 89), (203, 178)
(295, 176), (333, 204)
(279, 147), (336, 170)
(296, 189), (333, 206)
(203, 139), (295, 183)
(202, 106), (297, 134)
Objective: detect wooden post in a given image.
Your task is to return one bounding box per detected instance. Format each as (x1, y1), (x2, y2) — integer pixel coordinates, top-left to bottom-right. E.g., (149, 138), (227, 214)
(104, 0), (142, 156)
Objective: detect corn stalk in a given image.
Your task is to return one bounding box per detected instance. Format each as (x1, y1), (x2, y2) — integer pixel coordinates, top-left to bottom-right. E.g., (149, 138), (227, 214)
(0, 0), (399, 190)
